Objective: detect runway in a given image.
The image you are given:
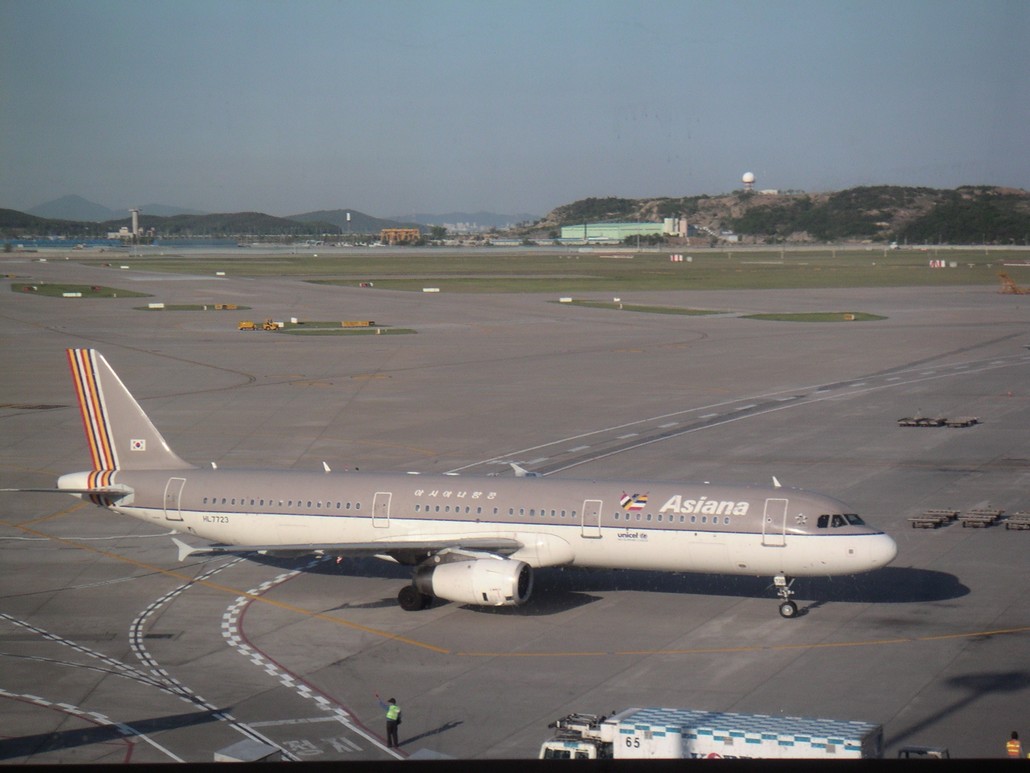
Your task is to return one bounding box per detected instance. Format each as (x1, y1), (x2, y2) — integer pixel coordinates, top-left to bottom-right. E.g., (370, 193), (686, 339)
(2, 252), (1029, 761)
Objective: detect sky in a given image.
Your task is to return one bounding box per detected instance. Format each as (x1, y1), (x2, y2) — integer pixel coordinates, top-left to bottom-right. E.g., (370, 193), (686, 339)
(1, 0), (1027, 218)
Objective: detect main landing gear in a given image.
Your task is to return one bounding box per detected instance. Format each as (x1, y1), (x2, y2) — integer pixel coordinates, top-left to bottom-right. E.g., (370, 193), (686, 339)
(774, 575), (798, 618)
(397, 584), (433, 611)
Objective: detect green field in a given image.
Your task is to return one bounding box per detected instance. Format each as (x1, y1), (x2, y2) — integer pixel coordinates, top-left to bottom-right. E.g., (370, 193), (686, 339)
(741, 312), (887, 322)
(73, 247), (1030, 294)
(551, 299), (727, 315)
(279, 327), (415, 336)
(134, 304), (252, 311)
(238, 319), (415, 336)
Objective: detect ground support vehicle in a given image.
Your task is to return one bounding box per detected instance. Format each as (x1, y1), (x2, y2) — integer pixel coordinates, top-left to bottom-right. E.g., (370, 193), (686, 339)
(539, 707), (883, 759)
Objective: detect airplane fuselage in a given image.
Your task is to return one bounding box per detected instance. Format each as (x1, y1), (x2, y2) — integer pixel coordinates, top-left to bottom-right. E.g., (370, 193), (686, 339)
(59, 467), (897, 579)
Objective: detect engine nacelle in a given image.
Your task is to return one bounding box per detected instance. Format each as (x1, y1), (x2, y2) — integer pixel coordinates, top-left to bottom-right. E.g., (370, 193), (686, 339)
(415, 557), (533, 607)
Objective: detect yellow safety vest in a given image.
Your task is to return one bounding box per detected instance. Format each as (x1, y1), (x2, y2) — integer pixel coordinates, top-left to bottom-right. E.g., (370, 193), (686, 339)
(1007, 739), (1022, 757)
(387, 704), (401, 721)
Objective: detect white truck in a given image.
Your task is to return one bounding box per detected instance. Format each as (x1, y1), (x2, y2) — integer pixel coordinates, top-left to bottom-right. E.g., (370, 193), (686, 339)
(539, 707), (883, 760)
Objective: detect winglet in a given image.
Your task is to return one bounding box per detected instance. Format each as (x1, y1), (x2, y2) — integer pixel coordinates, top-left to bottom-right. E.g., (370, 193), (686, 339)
(510, 463), (541, 478)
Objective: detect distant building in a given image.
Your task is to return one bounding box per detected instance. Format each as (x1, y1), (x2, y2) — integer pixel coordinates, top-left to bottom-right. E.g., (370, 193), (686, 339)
(379, 228), (421, 244)
(107, 226), (134, 239)
(559, 222), (666, 242)
(663, 217), (697, 237)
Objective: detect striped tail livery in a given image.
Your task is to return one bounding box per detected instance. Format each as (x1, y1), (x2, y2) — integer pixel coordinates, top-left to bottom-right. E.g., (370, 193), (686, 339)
(66, 348), (193, 472)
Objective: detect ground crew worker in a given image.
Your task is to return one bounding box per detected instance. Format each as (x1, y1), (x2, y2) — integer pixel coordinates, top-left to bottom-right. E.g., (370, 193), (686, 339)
(376, 693), (401, 748)
(1007, 731), (1022, 758)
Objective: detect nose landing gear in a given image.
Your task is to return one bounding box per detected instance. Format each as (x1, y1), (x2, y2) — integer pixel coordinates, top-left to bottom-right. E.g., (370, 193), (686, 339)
(774, 575), (798, 618)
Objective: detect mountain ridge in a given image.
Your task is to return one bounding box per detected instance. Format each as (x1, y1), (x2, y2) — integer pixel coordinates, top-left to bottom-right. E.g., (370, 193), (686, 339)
(24, 195), (533, 232)
(27, 195), (205, 221)
(533, 186), (1030, 244)
(287, 209), (421, 233)
(7, 186), (1029, 244)
(392, 211), (538, 229)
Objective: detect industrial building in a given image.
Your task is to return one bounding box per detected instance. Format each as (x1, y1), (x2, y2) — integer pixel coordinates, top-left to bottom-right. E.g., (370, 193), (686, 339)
(560, 222), (661, 242)
(559, 218), (693, 243)
(379, 228), (421, 245)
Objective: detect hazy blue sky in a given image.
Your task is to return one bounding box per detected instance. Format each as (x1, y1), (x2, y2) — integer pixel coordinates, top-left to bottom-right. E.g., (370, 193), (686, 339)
(2, 0), (1027, 217)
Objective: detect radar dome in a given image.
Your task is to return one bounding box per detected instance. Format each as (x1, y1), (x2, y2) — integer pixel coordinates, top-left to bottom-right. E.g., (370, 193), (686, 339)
(742, 172), (755, 184)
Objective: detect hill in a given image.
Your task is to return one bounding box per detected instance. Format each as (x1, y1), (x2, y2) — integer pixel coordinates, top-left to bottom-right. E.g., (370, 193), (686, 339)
(6, 187), (1029, 244)
(27, 195), (120, 222)
(20, 196), (527, 233)
(393, 211), (539, 229)
(287, 209), (422, 233)
(27, 195), (206, 221)
(0, 208), (95, 236)
(534, 186), (1030, 244)
(137, 203), (208, 217)
(109, 212), (341, 237)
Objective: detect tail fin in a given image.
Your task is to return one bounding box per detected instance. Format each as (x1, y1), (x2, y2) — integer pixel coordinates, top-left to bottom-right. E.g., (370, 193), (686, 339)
(66, 349), (194, 471)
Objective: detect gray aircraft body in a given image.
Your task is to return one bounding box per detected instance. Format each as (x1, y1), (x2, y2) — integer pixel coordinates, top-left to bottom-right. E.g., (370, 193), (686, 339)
(46, 349), (897, 617)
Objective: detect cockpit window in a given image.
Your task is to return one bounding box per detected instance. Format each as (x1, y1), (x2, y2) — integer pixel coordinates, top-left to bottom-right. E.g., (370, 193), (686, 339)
(817, 513), (866, 528)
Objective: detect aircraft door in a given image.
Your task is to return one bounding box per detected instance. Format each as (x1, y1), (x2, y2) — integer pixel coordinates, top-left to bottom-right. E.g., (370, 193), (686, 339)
(373, 491), (391, 528)
(163, 477), (187, 521)
(762, 498), (788, 547)
(581, 499), (602, 539)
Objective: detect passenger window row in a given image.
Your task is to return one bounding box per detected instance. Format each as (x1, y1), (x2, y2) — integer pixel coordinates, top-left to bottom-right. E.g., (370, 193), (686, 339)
(202, 496), (363, 511)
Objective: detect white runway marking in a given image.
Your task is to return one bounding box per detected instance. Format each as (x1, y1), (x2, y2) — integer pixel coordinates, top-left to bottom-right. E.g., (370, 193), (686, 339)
(450, 352), (1030, 476)
(220, 559), (403, 760)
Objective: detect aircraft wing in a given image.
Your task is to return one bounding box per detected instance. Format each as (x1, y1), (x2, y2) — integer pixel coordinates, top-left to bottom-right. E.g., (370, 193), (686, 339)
(173, 536), (524, 564)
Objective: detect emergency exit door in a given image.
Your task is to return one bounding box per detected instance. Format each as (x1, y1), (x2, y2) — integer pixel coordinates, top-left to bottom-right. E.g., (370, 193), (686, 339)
(373, 491), (392, 528)
(581, 499), (602, 539)
(762, 498), (788, 547)
(164, 477), (186, 521)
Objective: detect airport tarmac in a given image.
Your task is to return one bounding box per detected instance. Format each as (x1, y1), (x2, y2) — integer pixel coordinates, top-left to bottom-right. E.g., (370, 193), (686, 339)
(1, 251), (1029, 762)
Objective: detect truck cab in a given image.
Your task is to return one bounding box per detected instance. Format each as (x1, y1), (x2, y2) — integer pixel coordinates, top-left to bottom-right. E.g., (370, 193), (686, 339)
(539, 740), (603, 760)
(539, 713), (612, 760)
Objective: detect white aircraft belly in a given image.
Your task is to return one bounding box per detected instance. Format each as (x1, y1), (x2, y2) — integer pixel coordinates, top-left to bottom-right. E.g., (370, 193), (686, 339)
(570, 529), (878, 577)
(125, 505), (880, 580)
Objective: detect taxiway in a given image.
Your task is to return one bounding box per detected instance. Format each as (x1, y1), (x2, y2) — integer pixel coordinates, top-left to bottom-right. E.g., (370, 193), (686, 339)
(1, 252), (1028, 761)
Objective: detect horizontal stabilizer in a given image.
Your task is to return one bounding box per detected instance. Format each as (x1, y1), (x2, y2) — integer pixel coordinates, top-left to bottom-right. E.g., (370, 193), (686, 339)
(173, 538), (200, 562)
(1, 485), (131, 497)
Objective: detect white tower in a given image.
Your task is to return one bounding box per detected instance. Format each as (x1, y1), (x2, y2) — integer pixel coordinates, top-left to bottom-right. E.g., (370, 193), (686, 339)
(129, 208), (140, 236)
(742, 172), (755, 192)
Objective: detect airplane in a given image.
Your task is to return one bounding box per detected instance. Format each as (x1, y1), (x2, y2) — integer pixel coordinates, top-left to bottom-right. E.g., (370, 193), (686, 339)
(18, 349), (897, 618)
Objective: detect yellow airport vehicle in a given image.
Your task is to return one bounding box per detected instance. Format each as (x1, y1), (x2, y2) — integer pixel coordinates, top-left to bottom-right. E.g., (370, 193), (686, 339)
(238, 319), (279, 331)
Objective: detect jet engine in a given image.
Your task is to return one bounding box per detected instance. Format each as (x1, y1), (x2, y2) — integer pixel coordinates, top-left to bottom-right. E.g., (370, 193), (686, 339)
(414, 557), (532, 607)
